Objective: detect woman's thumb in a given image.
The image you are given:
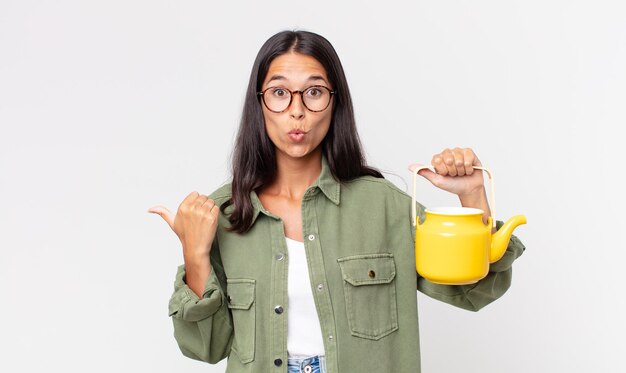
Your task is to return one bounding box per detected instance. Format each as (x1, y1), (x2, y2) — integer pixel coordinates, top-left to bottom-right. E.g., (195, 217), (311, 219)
(408, 164), (439, 185)
(147, 205), (175, 229)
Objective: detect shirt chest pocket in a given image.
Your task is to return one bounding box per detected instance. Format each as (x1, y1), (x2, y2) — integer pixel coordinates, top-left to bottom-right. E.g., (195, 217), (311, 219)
(226, 279), (256, 364)
(337, 253), (399, 340)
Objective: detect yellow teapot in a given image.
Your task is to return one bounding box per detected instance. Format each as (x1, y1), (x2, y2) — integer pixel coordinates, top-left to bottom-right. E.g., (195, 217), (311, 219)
(411, 165), (526, 285)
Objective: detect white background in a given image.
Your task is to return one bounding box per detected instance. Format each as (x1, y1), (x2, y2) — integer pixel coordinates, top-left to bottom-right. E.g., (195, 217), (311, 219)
(1, 1), (625, 372)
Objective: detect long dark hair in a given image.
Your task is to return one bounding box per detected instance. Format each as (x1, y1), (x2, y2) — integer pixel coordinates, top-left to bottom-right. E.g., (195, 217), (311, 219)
(222, 30), (383, 233)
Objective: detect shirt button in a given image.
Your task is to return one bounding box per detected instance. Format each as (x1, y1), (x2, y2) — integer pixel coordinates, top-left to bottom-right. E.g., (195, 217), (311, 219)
(317, 284), (323, 291)
(274, 358), (283, 366)
(275, 253), (284, 260)
(328, 335), (334, 341)
(274, 305), (283, 314)
(308, 234), (315, 241)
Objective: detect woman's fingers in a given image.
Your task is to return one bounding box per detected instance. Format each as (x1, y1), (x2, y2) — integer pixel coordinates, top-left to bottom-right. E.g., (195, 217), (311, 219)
(192, 193), (208, 209)
(201, 197), (215, 209)
(179, 191), (199, 214)
(444, 149), (457, 176)
(202, 199), (219, 221)
(433, 149), (460, 176)
(183, 193), (217, 224)
(148, 191), (217, 231)
(432, 154), (447, 175)
(183, 192), (213, 214)
(463, 148), (475, 175)
(412, 147), (485, 197)
(184, 191), (200, 204)
(432, 148), (480, 176)
(451, 148), (466, 176)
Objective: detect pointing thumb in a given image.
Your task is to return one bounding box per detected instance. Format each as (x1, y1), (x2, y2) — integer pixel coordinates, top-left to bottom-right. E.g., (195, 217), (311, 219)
(147, 205), (175, 229)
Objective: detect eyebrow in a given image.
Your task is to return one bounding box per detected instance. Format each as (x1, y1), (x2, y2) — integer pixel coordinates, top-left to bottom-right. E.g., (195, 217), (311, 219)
(266, 74), (328, 85)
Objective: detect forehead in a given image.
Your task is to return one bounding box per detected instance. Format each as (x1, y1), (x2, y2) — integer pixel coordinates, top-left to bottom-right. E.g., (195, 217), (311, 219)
(263, 52), (329, 87)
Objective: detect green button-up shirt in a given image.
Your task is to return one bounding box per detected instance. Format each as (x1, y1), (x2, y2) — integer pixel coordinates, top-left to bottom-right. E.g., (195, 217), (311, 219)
(167, 156), (525, 373)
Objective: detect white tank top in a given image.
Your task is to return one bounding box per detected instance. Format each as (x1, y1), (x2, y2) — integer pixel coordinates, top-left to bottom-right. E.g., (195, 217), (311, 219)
(285, 236), (326, 356)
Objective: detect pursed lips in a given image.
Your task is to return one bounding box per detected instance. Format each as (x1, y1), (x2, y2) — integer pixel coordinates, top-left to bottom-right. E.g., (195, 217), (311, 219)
(287, 128), (308, 142)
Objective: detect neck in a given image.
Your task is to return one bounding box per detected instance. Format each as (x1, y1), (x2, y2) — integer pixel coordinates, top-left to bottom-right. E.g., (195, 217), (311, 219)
(265, 148), (323, 200)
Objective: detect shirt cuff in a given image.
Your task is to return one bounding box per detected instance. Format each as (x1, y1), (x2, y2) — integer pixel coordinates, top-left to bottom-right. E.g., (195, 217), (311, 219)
(168, 264), (225, 322)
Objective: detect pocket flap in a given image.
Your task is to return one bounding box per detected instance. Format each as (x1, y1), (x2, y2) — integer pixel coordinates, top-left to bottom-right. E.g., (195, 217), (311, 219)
(338, 253), (396, 286)
(226, 279), (256, 310)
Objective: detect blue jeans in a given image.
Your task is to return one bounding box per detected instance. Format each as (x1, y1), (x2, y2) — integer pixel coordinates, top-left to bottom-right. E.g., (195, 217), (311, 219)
(287, 354), (326, 373)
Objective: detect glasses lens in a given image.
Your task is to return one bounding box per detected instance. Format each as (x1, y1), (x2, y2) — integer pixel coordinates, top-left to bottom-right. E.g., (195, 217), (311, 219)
(302, 86), (331, 112)
(264, 87), (291, 112)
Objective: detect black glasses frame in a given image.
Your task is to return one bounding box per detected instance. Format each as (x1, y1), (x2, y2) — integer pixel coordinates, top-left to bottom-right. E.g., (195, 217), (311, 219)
(257, 85), (335, 113)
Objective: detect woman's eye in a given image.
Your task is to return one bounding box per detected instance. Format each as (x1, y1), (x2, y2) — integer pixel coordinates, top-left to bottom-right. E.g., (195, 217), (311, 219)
(306, 88), (322, 97)
(272, 88), (287, 97)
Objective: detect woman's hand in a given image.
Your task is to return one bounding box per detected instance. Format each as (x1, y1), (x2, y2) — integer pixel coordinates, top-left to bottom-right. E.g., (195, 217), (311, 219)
(148, 192), (219, 297)
(148, 192), (219, 261)
(409, 147), (485, 198)
(409, 148), (492, 225)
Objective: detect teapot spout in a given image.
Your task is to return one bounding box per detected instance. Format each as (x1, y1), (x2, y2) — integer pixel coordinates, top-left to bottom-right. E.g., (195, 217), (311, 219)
(490, 215), (527, 263)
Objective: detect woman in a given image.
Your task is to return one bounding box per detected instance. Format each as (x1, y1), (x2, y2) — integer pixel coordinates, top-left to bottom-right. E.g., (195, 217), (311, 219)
(148, 30), (525, 373)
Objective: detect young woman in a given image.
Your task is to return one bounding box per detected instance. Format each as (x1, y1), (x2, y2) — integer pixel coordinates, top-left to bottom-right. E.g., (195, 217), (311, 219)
(148, 30), (525, 373)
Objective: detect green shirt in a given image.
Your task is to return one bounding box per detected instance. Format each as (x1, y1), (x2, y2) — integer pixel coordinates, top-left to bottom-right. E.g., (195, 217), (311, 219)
(167, 156), (525, 373)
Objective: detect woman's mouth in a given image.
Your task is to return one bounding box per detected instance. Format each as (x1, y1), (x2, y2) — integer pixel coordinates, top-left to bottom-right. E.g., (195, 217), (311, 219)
(288, 129), (307, 142)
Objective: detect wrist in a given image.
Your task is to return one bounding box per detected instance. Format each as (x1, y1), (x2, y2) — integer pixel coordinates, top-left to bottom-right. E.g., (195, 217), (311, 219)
(184, 251), (211, 270)
(459, 186), (492, 225)
(458, 185), (487, 207)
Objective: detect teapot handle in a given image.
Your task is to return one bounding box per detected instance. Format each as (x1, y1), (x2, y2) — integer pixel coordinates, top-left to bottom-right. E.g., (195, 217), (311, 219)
(411, 165), (496, 229)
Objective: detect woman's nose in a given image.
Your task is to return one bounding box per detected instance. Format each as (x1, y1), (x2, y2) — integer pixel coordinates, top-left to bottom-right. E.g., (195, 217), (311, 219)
(289, 92), (305, 119)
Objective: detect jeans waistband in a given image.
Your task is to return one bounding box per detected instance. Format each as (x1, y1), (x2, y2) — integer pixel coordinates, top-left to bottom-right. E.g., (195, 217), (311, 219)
(287, 354), (326, 373)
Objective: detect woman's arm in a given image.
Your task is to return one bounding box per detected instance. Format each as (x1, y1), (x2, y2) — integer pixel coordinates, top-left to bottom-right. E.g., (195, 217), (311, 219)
(168, 240), (234, 363)
(149, 192), (232, 363)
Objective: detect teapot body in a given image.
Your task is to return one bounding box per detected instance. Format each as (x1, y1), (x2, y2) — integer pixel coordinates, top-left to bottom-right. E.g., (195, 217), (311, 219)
(415, 208), (491, 285)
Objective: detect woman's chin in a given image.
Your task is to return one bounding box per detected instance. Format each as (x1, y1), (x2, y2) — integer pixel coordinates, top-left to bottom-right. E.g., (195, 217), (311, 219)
(278, 144), (320, 160)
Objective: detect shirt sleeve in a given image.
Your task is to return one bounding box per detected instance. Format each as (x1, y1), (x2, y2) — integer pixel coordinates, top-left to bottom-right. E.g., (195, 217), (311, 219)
(167, 240), (233, 363)
(415, 217), (526, 312)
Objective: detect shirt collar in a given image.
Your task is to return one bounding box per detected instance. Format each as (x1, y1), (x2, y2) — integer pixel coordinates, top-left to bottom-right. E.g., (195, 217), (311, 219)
(249, 154), (341, 224)
(313, 154), (341, 205)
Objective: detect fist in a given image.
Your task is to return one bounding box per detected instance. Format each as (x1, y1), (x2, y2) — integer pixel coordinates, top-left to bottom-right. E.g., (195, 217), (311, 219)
(409, 147), (485, 197)
(148, 191), (219, 260)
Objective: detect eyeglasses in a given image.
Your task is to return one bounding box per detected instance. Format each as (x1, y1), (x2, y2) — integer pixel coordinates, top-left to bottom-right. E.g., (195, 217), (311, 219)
(257, 85), (335, 113)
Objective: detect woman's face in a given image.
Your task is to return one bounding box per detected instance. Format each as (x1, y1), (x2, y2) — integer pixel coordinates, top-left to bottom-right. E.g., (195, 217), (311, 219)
(260, 52), (334, 160)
